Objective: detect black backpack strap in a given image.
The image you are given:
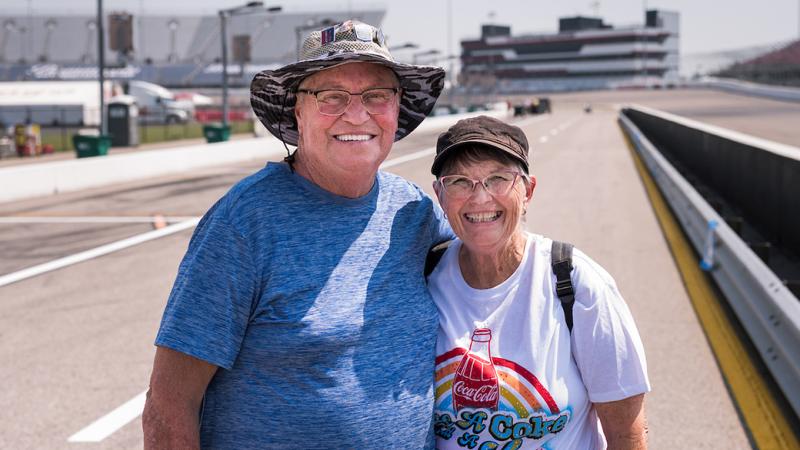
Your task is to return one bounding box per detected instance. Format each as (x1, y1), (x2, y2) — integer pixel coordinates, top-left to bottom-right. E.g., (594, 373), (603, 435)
(551, 241), (575, 333)
(425, 240), (454, 277)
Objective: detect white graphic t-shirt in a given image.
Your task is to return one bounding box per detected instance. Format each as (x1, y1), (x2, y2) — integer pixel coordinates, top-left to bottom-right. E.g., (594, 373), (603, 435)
(429, 233), (650, 449)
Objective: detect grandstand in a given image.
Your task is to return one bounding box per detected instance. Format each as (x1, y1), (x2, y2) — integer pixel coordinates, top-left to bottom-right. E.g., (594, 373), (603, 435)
(0, 9), (384, 87)
(458, 10), (680, 94)
(715, 39), (800, 87)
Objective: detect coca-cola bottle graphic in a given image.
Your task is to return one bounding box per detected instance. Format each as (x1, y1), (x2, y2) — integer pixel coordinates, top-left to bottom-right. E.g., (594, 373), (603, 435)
(452, 328), (499, 412)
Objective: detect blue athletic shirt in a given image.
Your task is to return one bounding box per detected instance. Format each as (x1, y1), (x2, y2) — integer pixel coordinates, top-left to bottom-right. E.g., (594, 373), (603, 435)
(155, 162), (453, 449)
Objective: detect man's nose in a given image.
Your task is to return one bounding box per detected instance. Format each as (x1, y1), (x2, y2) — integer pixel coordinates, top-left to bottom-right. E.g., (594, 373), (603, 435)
(340, 95), (371, 124)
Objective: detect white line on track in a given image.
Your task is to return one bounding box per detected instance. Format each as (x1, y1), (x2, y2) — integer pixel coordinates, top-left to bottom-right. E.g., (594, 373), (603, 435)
(67, 390), (148, 443)
(0, 218), (200, 288)
(0, 216), (198, 224)
(381, 146), (436, 169)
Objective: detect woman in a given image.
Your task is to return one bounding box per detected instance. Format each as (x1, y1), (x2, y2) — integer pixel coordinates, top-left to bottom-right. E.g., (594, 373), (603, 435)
(428, 116), (650, 449)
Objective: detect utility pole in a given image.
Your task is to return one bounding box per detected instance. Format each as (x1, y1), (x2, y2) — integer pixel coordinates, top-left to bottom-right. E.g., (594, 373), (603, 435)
(97, 0), (106, 135)
(447, 0), (453, 106)
(219, 10), (229, 128)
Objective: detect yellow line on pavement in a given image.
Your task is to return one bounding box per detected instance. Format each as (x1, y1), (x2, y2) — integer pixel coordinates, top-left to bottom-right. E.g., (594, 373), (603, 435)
(621, 127), (800, 450)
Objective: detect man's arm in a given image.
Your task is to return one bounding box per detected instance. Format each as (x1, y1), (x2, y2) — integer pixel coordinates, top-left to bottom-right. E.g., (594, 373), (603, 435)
(142, 347), (218, 450)
(595, 393), (647, 450)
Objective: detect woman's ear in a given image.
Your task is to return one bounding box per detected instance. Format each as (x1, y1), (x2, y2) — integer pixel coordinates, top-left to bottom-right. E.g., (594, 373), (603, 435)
(432, 180), (444, 206)
(525, 175), (537, 202)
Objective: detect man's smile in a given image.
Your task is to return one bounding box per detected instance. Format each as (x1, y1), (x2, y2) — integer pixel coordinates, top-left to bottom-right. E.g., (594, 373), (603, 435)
(334, 134), (376, 142)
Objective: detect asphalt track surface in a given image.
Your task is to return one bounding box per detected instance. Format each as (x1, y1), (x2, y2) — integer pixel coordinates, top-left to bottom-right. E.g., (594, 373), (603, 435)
(1, 88), (798, 449)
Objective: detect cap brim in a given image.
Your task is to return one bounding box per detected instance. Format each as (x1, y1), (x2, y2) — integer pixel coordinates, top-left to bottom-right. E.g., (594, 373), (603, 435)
(250, 53), (445, 146)
(431, 139), (530, 176)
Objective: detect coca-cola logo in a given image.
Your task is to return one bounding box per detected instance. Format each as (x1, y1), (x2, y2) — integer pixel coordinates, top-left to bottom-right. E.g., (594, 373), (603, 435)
(453, 381), (499, 403)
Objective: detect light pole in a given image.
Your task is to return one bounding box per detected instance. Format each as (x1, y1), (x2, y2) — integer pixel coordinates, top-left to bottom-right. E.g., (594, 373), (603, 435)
(428, 53), (458, 67)
(389, 42), (418, 52)
(388, 42), (418, 64)
(412, 49), (440, 65)
(97, 0), (106, 136)
(219, 2), (282, 129)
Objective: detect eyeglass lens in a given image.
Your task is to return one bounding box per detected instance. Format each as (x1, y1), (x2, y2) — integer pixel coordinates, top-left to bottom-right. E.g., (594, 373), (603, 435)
(441, 172), (519, 198)
(314, 88), (397, 116)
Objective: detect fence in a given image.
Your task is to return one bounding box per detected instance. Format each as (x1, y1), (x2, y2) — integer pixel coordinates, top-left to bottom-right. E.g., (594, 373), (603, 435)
(1, 105), (254, 153)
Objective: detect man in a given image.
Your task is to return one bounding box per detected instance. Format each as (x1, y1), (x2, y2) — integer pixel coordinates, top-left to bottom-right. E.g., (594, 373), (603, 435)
(142, 20), (451, 448)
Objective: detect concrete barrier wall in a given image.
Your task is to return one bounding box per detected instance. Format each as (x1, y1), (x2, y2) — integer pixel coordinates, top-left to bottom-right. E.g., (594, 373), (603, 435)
(622, 105), (800, 257)
(0, 107), (511, 204)
(620, 111), (800, 418)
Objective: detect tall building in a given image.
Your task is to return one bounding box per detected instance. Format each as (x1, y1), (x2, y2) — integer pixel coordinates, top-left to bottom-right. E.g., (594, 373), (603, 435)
(459, 10), (680, 93)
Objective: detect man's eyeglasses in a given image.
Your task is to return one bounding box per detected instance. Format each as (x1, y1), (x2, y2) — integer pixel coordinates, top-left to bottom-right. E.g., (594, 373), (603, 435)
(296, 88), (400, 116)
(437, 171), (526, 199)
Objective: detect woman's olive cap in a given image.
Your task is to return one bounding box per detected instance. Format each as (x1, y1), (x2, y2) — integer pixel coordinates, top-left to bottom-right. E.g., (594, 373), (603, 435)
(432, 115), (530, 176)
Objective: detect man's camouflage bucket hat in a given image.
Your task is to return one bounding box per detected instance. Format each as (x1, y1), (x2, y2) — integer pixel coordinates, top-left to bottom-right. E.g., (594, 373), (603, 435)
(250, 20), (445, 146)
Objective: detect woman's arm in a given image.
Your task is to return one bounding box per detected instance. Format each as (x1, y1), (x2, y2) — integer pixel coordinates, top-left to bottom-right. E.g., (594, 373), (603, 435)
(595, 393), (647, 450)
(142, 347), (218, 450)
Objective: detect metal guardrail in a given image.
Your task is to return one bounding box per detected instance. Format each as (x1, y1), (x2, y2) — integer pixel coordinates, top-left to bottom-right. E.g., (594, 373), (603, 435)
(700, 76), (800, 103)
(619, 110), (800, 417)
(623, 105), (800, 258)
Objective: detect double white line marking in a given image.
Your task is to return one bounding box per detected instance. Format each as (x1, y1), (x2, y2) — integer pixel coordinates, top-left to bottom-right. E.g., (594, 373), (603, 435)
(0, 218), (200, 288)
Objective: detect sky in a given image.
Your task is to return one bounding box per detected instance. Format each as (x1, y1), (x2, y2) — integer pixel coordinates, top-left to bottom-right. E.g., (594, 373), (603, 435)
(6, 0), (800, 57)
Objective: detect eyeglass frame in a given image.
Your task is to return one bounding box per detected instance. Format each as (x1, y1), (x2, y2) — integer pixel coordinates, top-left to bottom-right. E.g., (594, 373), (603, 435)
(296, 87), (401, 116)
(436, 170), (529, 199)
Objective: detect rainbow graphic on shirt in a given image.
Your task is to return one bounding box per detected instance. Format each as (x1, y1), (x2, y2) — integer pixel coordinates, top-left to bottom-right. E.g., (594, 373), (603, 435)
(434, 347), (571, 448)
(435, 347), (561, 418)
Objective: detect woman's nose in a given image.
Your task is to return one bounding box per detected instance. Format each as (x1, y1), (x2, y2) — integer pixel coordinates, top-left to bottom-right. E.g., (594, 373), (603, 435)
(469, 182), (493, 202)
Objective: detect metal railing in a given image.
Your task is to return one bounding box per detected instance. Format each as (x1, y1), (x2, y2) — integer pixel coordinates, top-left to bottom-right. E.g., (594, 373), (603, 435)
(619, 109), (800, 417)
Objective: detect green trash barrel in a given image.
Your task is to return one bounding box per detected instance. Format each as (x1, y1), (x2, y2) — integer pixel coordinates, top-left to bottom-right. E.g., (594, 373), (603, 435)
(203, 124), (231, 143)
(73, 135), (111, 158)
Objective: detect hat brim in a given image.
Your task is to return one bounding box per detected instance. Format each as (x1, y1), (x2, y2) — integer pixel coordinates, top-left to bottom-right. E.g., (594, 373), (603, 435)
(250, 53), (445, 146)
(431, 139), (531, 176)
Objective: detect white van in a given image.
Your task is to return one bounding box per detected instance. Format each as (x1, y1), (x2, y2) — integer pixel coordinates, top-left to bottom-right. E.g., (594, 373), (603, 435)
(126, 81), (191, 124)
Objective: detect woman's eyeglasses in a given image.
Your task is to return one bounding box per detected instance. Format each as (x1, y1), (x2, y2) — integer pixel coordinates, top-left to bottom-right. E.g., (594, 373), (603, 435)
(296, 88), (400, 116)
(438, 171), (525, 199)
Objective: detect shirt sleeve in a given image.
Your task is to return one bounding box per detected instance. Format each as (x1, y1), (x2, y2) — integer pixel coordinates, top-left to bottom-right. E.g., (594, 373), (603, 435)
(155, 204), (258, 370)
(569, 251), (651, 403)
